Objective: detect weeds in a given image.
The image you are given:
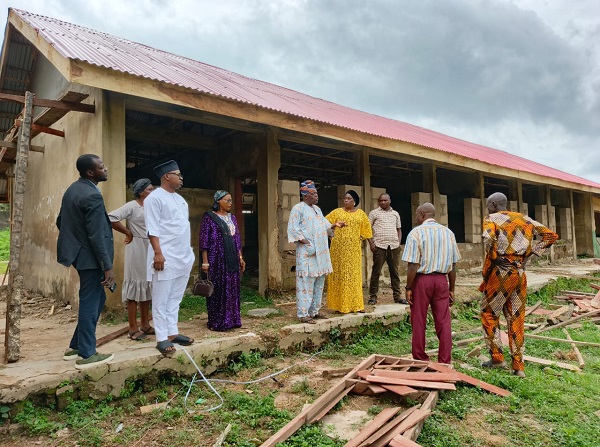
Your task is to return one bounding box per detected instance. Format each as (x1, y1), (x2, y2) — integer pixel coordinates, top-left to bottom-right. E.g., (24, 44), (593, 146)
(7, 276), (600, 446)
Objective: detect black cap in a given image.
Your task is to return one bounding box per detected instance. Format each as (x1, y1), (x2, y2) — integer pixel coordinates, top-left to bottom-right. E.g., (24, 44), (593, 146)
(153, 160), (179, 179)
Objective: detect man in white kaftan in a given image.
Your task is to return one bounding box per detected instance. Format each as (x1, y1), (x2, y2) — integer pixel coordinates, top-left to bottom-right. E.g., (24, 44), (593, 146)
(145, 160), (195, 354)
(287, 180), (343, 323)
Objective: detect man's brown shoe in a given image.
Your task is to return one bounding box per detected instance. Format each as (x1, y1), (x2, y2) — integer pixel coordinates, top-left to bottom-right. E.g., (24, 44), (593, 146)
(513, 370), (526, 378)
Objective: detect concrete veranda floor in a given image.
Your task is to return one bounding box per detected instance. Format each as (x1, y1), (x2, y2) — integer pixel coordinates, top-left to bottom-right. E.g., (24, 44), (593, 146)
(0, 258), (598, 404)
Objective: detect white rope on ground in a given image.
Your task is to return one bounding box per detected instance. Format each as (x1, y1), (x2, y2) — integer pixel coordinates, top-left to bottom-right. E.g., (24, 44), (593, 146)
(178, 346), (324, 412)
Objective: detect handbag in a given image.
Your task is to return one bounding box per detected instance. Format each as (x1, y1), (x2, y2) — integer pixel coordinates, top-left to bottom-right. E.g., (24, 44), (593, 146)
(193, 270), (214, 297)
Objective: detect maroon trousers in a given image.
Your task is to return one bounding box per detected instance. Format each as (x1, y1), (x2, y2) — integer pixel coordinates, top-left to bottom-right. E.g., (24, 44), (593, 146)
(410, 273), (452, 364)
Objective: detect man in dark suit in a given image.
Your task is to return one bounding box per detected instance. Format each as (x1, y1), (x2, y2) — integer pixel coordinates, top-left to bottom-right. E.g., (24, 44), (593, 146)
(57, 154), (116, 369)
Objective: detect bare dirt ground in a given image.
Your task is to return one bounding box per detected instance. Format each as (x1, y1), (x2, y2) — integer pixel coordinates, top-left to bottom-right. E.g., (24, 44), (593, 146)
(0, 258), (597, 365)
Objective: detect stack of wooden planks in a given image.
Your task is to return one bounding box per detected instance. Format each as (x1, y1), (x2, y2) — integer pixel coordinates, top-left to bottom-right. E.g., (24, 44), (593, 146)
(260, 354), (510, 447)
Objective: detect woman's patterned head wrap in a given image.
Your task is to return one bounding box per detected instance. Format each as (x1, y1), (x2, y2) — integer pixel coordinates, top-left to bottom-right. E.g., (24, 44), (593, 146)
(212, 190), (230, 211)
(300, 180), (317, 196)
(132, 178), (152, 198)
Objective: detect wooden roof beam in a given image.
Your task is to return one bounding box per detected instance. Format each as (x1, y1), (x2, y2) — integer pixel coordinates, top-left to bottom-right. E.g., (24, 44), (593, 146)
(15, 120), (64, 138)
(0, 140), (44, 153)
(0, 92), (95, 113)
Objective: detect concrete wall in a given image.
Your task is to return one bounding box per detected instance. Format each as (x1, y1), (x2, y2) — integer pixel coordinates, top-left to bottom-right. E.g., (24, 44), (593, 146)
(278, 179), (300, 291)
(464, 198), (482, 243)
(21, 85), (106, 305)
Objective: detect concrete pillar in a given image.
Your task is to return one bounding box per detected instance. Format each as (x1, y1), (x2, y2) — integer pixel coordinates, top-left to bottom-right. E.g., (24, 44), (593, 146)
(573, 191), (594, 256)
(411, 192), (432, 227)
(278, 180), (299, 291)
(517, 179), (525, 214)
(534, 205), (549, 226)
(569, 191), (577, 257)
(558, 208), (572, 241)
(101, 91), (126, 308)
(464, 198), (482, 243)
(257, 127), (282, 295)
(370, 187), (386, 212)
(336, 185), (364, 209)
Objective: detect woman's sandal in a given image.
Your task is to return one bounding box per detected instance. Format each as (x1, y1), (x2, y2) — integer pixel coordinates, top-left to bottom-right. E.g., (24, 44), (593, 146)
(156, 340), (176, 356)
(170, 334), (194, 346)
(299, 317), (316, 324)
(128, 330), (147, 341)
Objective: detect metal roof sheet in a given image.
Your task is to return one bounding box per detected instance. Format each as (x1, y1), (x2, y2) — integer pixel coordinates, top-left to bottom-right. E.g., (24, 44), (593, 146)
(10, 8), (600, 189)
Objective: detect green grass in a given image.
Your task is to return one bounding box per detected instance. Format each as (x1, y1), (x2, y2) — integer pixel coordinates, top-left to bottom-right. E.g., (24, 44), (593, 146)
(0, 228), (9, 261)
(7, 276), (600, 446)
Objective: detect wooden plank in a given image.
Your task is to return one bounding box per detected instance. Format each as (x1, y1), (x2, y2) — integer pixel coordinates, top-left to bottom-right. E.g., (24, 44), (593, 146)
(358, 406), (419, 447)
(525, 300), (543, 316)
(525, 333), (600, 347)
(373, 361), (431, 369)
(591, 283), (600, 291)
(546, 305), (573, 325)
(4, 91), (33, 363)
(426, 363), (511, 397)
(15, 120), (65, 137)
(590, 290), (600, 308)
(0, 140), (45, 153)
(403, 391), (438, 442)
(533, 309), (600, 334)
(563, 290), (595, 296)
(371, 369), (460, 383)
(322, 367), (353, 378)
(454, 335), (484, 347)
(390, 435), (423, 447)
(370, 409), (432, 447)
(0, 92), (95, 113)
(572, 299), (595, 312)
(366, 385), (388, 395)
(365, 374), (456, 391)
(563, 329), (585, 369)
(380, 384), (419, 396)
(522, 355), (581, 372)
(311, 384), (356, 422)
(343, 407), (401, 447)
(96, 326), (130, 347)
(259, 354), (378, 447)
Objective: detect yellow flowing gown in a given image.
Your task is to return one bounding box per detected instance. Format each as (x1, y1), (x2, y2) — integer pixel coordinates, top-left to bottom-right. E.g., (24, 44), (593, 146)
(325, 208), (373, 313)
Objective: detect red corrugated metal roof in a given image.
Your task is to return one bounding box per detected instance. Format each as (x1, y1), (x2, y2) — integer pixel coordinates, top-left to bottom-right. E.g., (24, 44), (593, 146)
(11, 8), (600, 189)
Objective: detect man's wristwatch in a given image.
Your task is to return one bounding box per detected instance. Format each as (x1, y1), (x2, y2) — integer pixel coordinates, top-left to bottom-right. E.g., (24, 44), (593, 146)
(405, 286), (411, 291)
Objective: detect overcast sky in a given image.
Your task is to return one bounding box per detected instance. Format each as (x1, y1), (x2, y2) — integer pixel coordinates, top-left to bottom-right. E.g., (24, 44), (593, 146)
(2, 0), (599, 183)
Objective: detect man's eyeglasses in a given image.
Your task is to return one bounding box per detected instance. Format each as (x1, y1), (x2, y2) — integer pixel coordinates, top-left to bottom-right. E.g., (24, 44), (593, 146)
(167, 171), (183, 178)
(221, 198), (233, 203)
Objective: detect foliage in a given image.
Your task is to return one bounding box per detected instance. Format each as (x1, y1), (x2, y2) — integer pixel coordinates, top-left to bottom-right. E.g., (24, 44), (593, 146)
(226, 350), (263, 375)
(0, 228), (10, 260)
(6, 275), (600, 447)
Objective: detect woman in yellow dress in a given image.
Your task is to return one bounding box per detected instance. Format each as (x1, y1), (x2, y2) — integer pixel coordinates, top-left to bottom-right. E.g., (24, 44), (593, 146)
(326, 190), (373, 313)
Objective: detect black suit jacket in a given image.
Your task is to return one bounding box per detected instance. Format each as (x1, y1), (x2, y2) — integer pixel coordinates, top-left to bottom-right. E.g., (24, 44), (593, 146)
(56, 178), (114, 271)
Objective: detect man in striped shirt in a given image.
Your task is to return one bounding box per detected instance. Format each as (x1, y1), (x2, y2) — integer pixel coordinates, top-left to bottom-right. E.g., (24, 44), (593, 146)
(402, 203), (461, 364)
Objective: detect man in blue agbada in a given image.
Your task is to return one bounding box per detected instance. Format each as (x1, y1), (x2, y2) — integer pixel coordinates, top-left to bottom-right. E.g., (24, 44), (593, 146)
(287, 180), (344, 324)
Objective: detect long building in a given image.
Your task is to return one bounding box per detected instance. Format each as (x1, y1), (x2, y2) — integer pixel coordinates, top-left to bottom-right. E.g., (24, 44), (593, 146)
(1, 8), (599, 305)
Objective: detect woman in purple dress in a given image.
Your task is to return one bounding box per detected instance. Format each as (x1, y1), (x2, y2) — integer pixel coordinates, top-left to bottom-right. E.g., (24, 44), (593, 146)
(199, 190), (246, 331)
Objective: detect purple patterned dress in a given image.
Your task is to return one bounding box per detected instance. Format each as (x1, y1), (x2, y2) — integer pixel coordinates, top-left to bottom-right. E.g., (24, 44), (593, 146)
(199, 212), (242, 331)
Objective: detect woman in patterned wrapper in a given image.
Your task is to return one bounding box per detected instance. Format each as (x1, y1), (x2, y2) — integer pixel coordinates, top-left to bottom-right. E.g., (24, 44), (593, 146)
(325, 190), (373, 314)
(199, 190), (246, 331)
(108, 178), (155, 340)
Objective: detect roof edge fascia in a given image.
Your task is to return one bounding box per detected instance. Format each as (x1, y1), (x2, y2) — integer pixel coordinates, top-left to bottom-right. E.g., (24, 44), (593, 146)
(7, 8), (72, 83)
(60, 59), (600, 195)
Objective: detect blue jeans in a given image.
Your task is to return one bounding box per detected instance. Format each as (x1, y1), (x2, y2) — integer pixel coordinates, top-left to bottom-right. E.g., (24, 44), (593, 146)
(69, 269), (106, 358)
